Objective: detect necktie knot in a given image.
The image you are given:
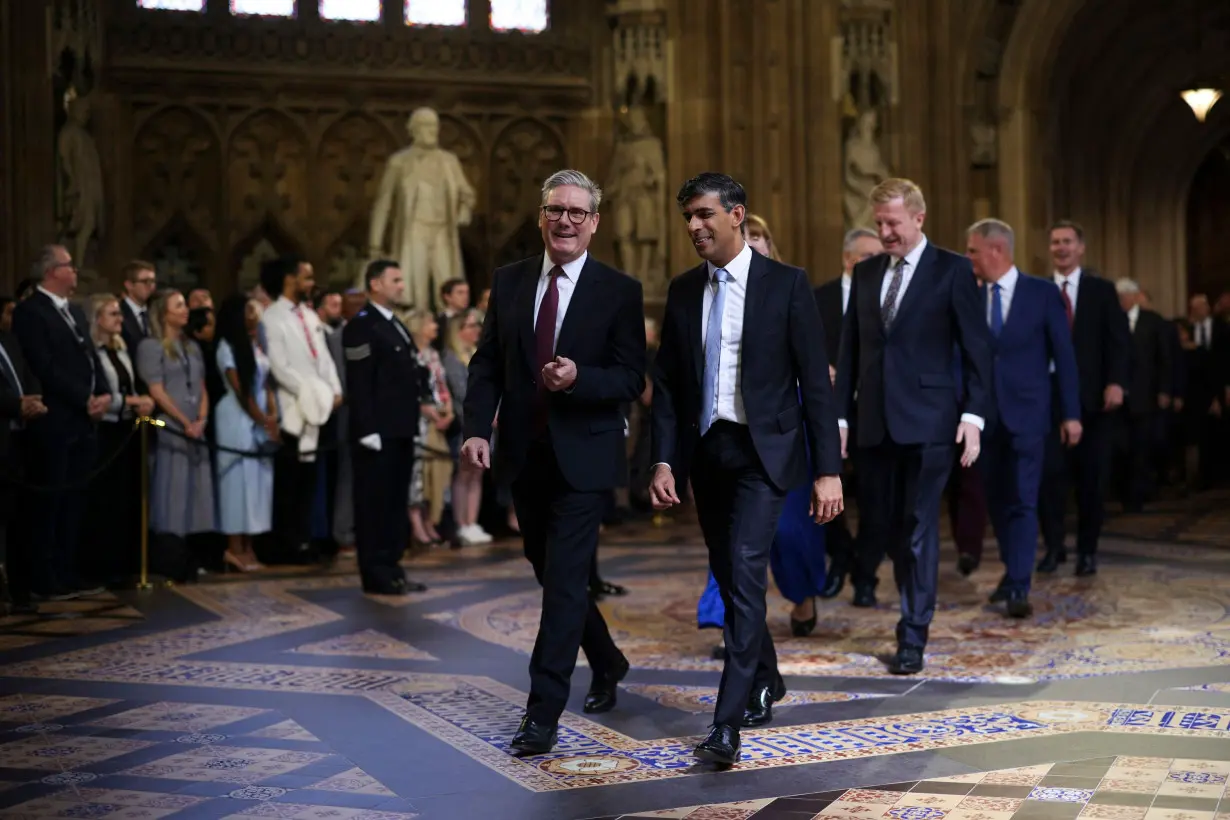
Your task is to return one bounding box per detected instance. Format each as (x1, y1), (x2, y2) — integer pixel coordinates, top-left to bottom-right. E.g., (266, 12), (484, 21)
(992, 283), (1002, 293)
(713, 268), (729, 285)
(549, 265), (563, 280)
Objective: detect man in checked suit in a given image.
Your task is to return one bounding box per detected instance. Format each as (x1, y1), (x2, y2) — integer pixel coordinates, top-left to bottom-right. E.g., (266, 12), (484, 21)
(462, 169), (645, 755)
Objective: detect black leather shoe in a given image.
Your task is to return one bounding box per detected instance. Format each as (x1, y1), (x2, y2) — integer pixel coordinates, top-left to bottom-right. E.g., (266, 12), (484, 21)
(584, 655), (630, 714)
(510, 716), (557, 755)
(819, 570), (845, 600)
(694, 724), (740, 766)
(852, 585), (877, 608)
(1005, 590), (1033, 619)
(1075, 554), (1097, 577)
(957, 554), (979, 577)
(790, 598), (818, 637)
(988, 575), (1009, 604)
(741, 674), (787, 727)
(888, 645), (925, 675)
(1036, 550), (1067, 574)
(710, 643), (727, 661)
(403, 578), (427, 592)
(363, 579), (406, 596)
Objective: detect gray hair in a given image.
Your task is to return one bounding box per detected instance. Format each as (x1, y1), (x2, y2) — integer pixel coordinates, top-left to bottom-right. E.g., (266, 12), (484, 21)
(967, 218), (1016, 257)
(1115, 277), (1140, 295)
(541, 169), (603, 213)
(35, 244), (66, 280)
(842, 228), (879, 252)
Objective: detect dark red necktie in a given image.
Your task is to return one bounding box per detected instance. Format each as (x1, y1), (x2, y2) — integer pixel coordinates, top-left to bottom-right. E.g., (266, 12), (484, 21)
(533, 266), (562, 433)
(1060, 279), (1074, 330)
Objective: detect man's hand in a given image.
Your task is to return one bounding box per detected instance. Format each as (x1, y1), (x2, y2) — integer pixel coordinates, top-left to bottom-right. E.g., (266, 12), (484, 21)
(1060, 419), (1083, 447)
(435, 411), (454, 431)
(461, 437), (490, 470)
(332, 394), (344, 410)
(87, 395), (110, 421)
(1173, 397), (1184, 413)
(1158, 393), (1171, 410)
(542, 356), (577, 392)
(839, 426), (849, 460)
(1103, 384), (1124, 412)
(19, 395), (47, 420)
(1212, 399), (1223, 418)
(828, 364), (837, 386)
(957, 420), (981, 467)
(810, 475), (844, 524)
(648, 464), (680, 510)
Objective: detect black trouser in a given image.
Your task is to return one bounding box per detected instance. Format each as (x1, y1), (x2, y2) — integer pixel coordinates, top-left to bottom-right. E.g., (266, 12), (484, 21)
(691, 422), (786, 729)
(352, 437), (412, 590)
(83, 420), (142, 584)
(272, 431), (318, 563)
(511, 438), (622, 726)
(1114, 409), (1155, 509)
(856, 440), (953, 650)
(1039, 409), (1112, 556)
(24, 426), (97, 595)
(1, 433), (28, 604)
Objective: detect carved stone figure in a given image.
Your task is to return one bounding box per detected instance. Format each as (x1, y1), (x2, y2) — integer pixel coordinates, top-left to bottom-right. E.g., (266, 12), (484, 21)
(843, 108), (891, 230)
(607, 107), (666, 292)
(57, 94), (105, 272)
(971, 121), (998, 168)
(368, 107), (476, 310)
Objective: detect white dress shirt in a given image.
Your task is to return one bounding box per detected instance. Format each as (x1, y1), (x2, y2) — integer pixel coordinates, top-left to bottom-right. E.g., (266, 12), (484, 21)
(1053, 266), (1082, 317)
(1127, 303), (1140, 333)
(841, 273), (851, 314)
(1195, 317), (1214, 349)
(987, 266), (1020, 325)
(534, 251), (587, 350)
(701, 242), (753, 427)
(97, 345), (136, 422)
(124, 296), (148, 330)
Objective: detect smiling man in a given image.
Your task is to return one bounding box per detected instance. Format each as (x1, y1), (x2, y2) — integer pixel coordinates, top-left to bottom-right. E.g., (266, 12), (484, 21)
(461, 170), (646, 756)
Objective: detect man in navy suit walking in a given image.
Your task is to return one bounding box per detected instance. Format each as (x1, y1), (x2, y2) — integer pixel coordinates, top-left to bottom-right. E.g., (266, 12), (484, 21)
(965, 220), (1082, 617)
(834, 178), (992, 675)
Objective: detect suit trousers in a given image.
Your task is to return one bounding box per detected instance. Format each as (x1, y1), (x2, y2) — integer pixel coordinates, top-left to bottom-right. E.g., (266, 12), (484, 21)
(272, 431), (318, 562)
(1039, 410), (1112, 556)
(24, 427), (97, 594)
(856, 440), (953, 650)
(947, 461), (987, 562)
(351, 437), (413, 590)
(980, 427), (1045, 593)
(691, 422), (787, 729)
(512, 437), (623, 726)
(1113, 409), (1154, 509)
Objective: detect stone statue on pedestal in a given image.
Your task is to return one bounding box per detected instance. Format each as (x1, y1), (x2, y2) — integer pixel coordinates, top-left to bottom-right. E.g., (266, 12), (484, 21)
(843, 108), (891, 230)
(368, 107), (476, 309)
(57, 93), (104, 277)
(607, 107), (666, 294)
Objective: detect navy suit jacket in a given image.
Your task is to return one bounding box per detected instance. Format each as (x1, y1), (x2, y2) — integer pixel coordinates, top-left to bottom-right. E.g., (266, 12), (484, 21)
(835, 241), (992, 448)
(983, 272), (1080, 436)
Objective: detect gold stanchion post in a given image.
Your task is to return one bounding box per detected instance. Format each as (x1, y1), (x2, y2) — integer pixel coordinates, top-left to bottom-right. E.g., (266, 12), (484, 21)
(135, 416), (165, 592)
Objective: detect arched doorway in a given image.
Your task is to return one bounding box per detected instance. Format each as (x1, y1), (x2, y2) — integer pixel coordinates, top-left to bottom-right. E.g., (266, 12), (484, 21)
(1187, 141), (1230, 301)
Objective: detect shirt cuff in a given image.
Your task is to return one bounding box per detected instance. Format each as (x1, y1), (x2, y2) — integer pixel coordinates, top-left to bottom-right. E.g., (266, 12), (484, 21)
(359, 433), (382, 451)
(652, 462), (670, 472)
(960, 413), (984, 431)
(837, 419), (848, 429)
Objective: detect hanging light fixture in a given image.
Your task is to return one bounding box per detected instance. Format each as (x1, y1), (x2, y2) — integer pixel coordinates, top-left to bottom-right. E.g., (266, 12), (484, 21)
(1181, 86), (1223, 122)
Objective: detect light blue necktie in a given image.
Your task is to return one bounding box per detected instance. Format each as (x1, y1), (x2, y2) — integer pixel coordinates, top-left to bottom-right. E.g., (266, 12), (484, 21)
(700, 268), (729, 436)
(990, 283), (1004, 337)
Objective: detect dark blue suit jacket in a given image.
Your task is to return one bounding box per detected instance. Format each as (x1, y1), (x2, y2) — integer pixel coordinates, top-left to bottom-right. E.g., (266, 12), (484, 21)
(835, 241), (992, 447)
(983, 271), (1081, 436)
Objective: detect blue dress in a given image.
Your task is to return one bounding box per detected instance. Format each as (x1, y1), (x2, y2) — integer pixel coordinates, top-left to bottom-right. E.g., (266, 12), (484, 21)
(697, 423), (827, 628)
(214, 339), (275, 536)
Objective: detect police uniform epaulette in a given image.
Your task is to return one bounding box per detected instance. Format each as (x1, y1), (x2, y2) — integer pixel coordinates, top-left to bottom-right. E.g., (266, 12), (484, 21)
(357, 310), (367, 317)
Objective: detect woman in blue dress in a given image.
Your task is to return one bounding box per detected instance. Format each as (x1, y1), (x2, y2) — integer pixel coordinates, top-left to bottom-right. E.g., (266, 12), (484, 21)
(697, 214), (827, 645)
(213, 295), (278, 572)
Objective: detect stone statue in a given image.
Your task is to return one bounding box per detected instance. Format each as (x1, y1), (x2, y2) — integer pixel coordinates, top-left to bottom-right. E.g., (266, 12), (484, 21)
(971, 121), (997, 168)
(57, 93), (104, 273)
(607, 107), (666, 291)
(842, 108), (891, 230)
(368, 107), (476, 309)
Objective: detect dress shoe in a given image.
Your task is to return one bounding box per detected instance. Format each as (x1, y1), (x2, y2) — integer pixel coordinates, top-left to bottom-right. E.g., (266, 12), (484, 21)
(584, 655), (630, 714)
(741, 674), (787, 727)
(693, 724), (740, 766)
(1036, 550), (1067, 574)
(403, 578), (428, 592)
(710, 643), (727, 661)
(1004, 589), (1033, 619)
(819, 570), (845, 600)
(1075, 554), (1097, 577)
(510, 716), (557, 755)
(957, 554), (979, 577)
(790, 598), (818, 637)
(852, 585), (877, 608)
(588, 579), (628, 600)
(888, 645), (925, 675)
(987, 575), (1009, 604)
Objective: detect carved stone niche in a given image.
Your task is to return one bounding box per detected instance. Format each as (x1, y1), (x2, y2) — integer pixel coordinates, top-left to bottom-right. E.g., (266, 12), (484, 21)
(489, 118), (566, 265)
(833, 0), (898, 110)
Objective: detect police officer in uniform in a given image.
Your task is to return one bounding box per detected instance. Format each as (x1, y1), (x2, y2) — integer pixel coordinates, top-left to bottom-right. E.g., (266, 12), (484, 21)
(343, 259), (428, 595)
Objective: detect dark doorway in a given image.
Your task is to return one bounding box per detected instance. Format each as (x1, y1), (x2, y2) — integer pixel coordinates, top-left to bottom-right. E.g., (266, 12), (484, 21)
(1187, 141), (1230, 302)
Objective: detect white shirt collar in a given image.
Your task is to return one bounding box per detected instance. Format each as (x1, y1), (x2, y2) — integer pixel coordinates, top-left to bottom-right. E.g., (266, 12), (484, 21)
(542, 251), (588, 282)
(277, 295), (300, 311)
(370, 301), (395, 321)
(37, 285), (69, 311)
(992, 265), (1020, 293)
(707, 241), (754, 283)
(124, 296), (147, 316)
(1128, 304), (1140, 322)
(894, 236), (929, 271)
(841, 272), (851, 286)
(1053, 266), (1082, 287)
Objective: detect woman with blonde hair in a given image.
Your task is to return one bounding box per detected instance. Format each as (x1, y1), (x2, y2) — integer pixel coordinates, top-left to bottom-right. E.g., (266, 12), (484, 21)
(442, 308), (490, 545)
(84, 293), (155, 584)
(135, 290), (216, 569)
(403, 308), (453, 546)
(744, 213), (780, 261)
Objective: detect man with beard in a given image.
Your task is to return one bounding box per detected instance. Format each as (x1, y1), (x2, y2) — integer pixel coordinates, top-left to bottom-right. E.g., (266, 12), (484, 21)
(260, 257), (343, 563)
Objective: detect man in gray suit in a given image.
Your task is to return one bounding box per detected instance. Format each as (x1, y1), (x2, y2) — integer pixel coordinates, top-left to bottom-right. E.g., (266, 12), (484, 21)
(318, 289), (354, 554)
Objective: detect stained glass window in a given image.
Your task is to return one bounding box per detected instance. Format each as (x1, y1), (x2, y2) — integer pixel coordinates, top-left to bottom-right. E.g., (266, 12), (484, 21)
(137, 0), (205, 10)
(405, 0), (465, 27)
(230, 0), (296, 16)
(491, 0), (548, 33)
(320, 0), (381, 21)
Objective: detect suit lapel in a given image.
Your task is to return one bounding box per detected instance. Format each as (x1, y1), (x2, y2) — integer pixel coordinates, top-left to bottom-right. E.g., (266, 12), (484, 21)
(685, 264), (707, 387)
(741, 251), (768, 364)
(554, 256), (604, 360)
(517, 256), (542, 376)
(889, 243), (936, 334)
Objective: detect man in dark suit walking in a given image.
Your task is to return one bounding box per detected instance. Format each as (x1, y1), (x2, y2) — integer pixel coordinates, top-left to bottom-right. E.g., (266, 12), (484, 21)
(813, 228), (880, 600)
(11, 245), (111, 600)
(343, 260), (428, 596)
(834, 178), (992, 676)
(1113, 278), (1172, 512)
(650, 172), (843, 766)
(462, 169), (645, 755)
(965, 220), (1081, 618)
(0, 328), (47, 612)
(1036, 221), (1130, 577)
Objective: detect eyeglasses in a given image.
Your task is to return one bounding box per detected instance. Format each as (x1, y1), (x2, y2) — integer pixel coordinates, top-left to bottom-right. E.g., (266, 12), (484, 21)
(541, 205), (594, 225)
(135, 277), (156, 286)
